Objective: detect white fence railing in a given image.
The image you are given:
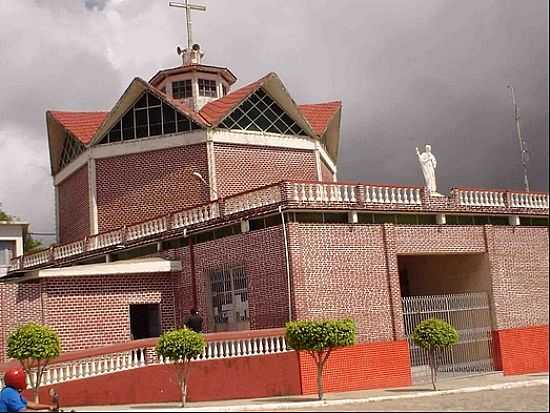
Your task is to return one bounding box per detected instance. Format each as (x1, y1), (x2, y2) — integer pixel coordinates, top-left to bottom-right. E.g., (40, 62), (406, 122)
(289, 183), (358, 204)
(364, 185), (422, 205)
(9, 181), (548, 273)
(456, 190), (506, 207)
(0, 332), (290, 388)
(510, 192), (549, 209)
(224, 185), (283, 215)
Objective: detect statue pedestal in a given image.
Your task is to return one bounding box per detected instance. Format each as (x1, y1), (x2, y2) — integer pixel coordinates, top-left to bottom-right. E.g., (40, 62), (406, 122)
(429, 192), (445, 197)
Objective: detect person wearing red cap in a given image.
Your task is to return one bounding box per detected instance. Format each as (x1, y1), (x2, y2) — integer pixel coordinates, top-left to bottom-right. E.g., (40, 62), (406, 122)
(0, 368), (53, 412)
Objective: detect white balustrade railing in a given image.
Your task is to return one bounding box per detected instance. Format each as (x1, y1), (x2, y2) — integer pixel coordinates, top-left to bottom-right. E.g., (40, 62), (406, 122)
(364, 185), (422, 205)
(0, 333), (289, 388)
(22, 249), (50, 268)
(456, 190), (506, 207)
(224, 186), (283, 215)
(88, 229), (123, 251)
(126, 217), (167, 241)
(9, 181), (548, 273)
(53, 240), (85, 260)
(510, 192), (549, 209)
(172, 203), (220, 229)
(289, 183), (357, 204)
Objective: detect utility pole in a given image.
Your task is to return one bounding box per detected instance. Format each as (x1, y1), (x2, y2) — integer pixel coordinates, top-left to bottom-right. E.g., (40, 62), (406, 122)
(507, 85), (530, 192)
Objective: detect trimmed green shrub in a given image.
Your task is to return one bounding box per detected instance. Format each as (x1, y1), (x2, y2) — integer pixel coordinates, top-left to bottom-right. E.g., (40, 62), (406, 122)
(412, 318), (459, 390)
(7, 323), (61, 403)
(155, 328), (205, 407)
(286, 319), (356, 400)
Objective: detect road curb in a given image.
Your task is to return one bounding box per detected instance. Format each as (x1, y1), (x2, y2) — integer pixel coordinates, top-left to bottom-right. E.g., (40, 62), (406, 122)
(120, 378), (548, 412)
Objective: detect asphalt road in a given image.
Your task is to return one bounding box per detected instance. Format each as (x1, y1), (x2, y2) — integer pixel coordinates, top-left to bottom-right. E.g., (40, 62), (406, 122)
(287, 383), (549, 412)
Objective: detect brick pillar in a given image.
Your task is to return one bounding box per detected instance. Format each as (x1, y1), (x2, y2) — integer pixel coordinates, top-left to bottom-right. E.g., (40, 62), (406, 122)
(382, 224), (405, 340)
(483, 224), (505, 371)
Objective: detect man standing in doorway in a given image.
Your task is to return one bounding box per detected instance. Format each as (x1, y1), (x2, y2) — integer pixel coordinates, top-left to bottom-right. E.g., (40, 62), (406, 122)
(185, 308), (203, 333)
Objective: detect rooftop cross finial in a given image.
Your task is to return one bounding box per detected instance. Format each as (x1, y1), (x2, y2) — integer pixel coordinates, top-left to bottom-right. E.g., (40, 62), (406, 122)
(169, 0), (206, 50)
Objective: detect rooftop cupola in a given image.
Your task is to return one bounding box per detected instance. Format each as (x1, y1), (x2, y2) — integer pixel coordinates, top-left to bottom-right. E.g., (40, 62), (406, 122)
(150, 1), (237, 111)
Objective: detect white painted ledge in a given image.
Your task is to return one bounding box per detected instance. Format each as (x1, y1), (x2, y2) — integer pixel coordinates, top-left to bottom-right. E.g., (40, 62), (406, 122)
(23, 257), (181, 280)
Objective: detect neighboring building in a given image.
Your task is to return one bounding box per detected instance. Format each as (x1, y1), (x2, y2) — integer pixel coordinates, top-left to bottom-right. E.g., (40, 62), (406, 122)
(0, 220), (27, 277)
(0, 36), (548, 389)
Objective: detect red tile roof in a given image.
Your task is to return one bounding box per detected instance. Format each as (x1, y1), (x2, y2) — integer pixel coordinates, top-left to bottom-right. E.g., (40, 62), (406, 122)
(199, 73), (274, 125)
(298, 101), (341, 136)
(49, 111), (109, 145)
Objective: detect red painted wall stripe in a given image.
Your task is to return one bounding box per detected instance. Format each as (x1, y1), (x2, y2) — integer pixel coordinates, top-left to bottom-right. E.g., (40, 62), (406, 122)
(493, 325), (549, 375)
(298, 340), (411, 394)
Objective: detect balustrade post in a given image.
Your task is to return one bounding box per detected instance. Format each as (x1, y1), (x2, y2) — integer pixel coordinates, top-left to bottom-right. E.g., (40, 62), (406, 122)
(356, 185), (366, 206)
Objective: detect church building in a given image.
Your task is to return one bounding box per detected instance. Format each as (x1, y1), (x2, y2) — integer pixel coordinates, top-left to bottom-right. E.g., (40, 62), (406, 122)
(0, 2), (548, 400)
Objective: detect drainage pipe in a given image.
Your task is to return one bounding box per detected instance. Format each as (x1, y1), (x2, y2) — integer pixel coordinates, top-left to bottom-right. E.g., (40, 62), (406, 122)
(279, 205), (293, 322)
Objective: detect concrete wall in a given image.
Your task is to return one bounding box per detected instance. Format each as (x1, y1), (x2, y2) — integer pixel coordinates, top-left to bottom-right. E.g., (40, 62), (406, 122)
(398, 254), (491, 296)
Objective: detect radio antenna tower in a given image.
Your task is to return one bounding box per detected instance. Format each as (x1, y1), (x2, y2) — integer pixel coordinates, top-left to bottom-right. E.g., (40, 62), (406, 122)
(507, 85), (530, 192)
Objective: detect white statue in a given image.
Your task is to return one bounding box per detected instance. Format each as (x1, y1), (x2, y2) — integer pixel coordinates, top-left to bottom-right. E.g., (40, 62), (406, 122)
(416, 144), (438, 194)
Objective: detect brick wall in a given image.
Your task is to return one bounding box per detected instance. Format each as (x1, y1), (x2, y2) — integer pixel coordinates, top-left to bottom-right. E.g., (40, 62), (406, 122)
(42, 274), (177, 353)
(298, 340), (411, 394)
(287, 223), (399, 343)
(493, 325), (549, 375)
(57, 165), (89, 243)
(320, 159), (334, 182)
(96, 144), (209, 232)
(0, 282), (43, 362)
(214, 144), (318, 198)
(175, 226), (289, 332)
(394, 225), (487, 255)
(486, 226), (549, 330)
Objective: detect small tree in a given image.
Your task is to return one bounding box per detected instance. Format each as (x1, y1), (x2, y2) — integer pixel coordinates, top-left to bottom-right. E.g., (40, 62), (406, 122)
(155, 328), (205, 407)
(24, 236), (43, 252)
(286, 319), (356, 400)
(7, 323), (61, 403)
(412, 318), (459, 391)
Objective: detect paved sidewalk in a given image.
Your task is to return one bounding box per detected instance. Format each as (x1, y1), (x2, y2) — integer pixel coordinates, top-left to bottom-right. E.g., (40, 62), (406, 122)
(74, 372), (549, 412)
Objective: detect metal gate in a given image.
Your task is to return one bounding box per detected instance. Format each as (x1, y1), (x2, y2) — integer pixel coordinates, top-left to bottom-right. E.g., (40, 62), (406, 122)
(402, 292), (496, 383)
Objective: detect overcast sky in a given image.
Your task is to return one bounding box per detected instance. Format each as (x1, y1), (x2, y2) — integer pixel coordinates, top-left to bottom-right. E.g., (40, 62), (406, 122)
(0, 0), (548, 239)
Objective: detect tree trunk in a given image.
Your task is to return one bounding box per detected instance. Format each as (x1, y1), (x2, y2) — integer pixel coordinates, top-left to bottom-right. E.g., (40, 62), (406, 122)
(429, 350), (438, 391)
(181, 380), (187, 407)
(316, 361), (324, 400)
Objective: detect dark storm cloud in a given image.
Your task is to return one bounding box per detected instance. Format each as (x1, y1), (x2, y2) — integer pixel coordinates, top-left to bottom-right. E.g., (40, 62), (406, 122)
(84, 0), (108, 11)
(0, 0), (548, 237)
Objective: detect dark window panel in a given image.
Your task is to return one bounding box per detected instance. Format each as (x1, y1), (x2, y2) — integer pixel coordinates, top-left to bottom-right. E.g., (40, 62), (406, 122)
(249, 219), (266, 231)
(255, 114), (271, 130)
(295, 212), (323, 223)
(418, 215), (437, 225)
(458, 215), (474, 225)
(264, 215), (282, 228)
(135, 93), (147, 108)
(396, 215), (418, 225)
(373, 214), (395, 224)
(149, 107), (162, 136)
(324, 213), (348, 224)
(122, 111), (134, 140)
(148, 93), (161, 107)
(357, 213), (374, 224)
(490, 216), (509, 226)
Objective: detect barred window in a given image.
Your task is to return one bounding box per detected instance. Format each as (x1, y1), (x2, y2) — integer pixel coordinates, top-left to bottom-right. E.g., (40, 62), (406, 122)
(59, 132), (85, 170)
(173, 80), (192, 99)
(209, 266), (249, 329)
(220, 88), (306, 136)
(198, 79), (217, 98)
(98, 92), (201, 145)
